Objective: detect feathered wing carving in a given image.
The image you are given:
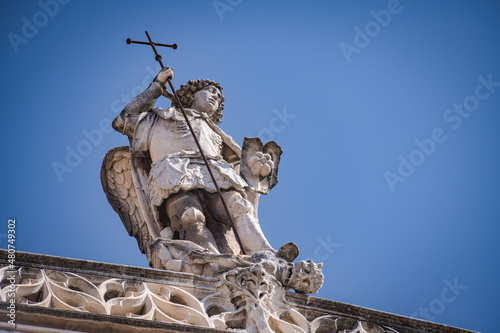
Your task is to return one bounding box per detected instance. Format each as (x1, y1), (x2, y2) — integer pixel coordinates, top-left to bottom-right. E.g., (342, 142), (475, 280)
(101, 146), (153, 262)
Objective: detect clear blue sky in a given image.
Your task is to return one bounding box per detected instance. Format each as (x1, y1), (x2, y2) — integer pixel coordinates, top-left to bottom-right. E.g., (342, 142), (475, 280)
(1, 1), (499, 331)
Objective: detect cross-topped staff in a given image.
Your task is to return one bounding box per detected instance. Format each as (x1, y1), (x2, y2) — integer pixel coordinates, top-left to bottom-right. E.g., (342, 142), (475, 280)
(126, 32), (177, 69)
(126, 31), (246, 255)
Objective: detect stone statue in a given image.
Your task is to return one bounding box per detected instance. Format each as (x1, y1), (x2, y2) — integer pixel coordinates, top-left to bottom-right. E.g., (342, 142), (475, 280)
(101, 66), (323, 295)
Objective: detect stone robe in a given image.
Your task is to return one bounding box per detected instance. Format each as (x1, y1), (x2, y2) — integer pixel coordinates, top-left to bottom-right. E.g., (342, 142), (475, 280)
(131, 107), (248, 208)
(115, 81), (247, 217)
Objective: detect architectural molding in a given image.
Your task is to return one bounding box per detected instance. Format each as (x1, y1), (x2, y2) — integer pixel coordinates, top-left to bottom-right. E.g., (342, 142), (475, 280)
(0, 251), (475, 333)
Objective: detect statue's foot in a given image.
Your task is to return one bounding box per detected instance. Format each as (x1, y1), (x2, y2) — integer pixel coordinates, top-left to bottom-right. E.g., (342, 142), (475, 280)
(277, 242), (299, 262)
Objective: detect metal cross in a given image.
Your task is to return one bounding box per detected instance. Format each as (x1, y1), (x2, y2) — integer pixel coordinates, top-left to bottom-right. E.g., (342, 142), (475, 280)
(126, 31), (246, 255)
(126, 31), (177, 69)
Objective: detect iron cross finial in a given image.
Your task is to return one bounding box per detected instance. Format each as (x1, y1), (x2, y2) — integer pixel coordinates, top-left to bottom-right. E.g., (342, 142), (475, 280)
(126, 31), (177, 69)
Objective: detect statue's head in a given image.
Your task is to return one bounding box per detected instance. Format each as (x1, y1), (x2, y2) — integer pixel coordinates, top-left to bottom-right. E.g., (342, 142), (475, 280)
(172, 79), (226, 124)
(280, 260), (324, 294)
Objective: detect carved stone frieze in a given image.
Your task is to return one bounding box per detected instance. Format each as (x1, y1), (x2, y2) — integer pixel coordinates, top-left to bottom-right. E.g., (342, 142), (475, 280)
(0, 251), (476, 333)
(0, 266), (212, 327)
(309, 316), (400, 333)
(0, 264), (399, 333)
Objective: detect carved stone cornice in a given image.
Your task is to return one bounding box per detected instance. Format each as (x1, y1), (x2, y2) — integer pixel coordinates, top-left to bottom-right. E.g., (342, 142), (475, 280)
(0, 251), (476, 333)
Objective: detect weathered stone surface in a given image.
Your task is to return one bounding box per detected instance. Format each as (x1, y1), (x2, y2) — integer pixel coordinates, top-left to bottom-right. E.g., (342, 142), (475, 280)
(277, 242), (300, 263)
(150, 239), (323, 295)
(103, 67), (281, 261)
(101, 67), (304, 281)
(0, 251), (476, 333)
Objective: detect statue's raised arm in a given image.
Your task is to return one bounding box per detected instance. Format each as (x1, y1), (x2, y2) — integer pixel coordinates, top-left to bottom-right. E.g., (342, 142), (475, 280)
(112, 67), (174, 138)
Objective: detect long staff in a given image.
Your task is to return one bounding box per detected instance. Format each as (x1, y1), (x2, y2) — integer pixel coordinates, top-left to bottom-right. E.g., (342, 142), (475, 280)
(127, 31), (246, 255)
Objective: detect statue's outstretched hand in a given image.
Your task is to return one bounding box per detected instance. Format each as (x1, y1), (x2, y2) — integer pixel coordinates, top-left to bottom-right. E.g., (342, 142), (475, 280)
(249, 152), (274, 177)
(155, 67), (174, 84)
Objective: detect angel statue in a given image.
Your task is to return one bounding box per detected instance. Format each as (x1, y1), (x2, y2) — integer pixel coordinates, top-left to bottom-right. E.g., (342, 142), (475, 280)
(101, 67), (304, 273)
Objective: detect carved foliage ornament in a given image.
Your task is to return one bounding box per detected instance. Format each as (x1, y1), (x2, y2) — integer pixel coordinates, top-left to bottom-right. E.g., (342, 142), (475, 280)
(0, 265), (398, 333)
(0, 266), (210, 327)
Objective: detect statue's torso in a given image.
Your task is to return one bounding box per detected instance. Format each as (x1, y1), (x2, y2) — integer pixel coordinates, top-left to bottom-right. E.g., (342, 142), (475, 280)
(143, 109), (247, 206)
(148, 109), (223, 163)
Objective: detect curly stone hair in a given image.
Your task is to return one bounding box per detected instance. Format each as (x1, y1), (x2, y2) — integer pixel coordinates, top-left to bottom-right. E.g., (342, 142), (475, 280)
(301, 261), (324, 294)
(309, 262), (325, 294)
(171, 79), (226, 124)
(289, 260), (325, 294)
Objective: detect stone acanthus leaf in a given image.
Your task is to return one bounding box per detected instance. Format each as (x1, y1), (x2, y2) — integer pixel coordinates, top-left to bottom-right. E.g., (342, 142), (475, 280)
(203, 264), (310, 332)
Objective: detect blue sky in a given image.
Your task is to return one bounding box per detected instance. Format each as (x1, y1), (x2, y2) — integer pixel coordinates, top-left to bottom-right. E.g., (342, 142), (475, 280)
(1, 1), (499, 331)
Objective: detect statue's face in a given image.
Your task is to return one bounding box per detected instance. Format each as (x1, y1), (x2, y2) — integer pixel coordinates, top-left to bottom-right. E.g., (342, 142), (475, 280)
(282, 260), (321, 294)
(191, 85), (222, 115)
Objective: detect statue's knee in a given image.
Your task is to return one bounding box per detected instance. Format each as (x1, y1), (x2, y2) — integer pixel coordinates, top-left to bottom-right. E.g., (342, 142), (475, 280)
(181, 207), (205, 227)
(230, 198), (254, 216)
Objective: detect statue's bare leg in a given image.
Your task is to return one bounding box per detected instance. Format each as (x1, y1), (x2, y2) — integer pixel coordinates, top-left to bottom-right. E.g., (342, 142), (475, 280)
(165, 192), (220, 254)
(208, 190), (275, 254)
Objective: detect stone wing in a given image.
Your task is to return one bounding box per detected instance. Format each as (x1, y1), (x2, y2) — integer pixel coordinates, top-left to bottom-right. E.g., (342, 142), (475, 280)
(101, 146), (152, 260)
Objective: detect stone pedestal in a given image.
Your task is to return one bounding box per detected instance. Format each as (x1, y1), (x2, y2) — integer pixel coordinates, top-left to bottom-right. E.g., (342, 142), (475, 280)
(0, 251), (475, 333)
